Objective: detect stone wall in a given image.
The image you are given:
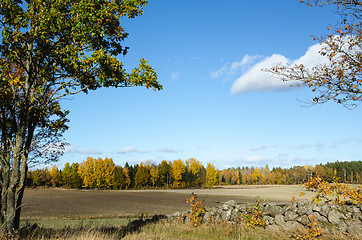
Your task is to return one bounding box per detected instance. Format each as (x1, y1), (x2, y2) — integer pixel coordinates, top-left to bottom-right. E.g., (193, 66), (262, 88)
(168, 200), (361, 234)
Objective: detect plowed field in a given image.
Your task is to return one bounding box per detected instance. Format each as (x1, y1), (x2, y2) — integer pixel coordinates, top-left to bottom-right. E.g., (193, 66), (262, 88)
(21, 185), (312, 220)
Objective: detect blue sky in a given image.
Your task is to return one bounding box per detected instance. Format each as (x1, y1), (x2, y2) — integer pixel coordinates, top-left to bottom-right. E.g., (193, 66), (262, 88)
(58, 0), (362, 170)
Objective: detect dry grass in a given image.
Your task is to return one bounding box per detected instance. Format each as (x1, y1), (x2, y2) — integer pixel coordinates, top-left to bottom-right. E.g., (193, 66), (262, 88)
(12, 219), (362, 240)
(118, 220), (361, 240)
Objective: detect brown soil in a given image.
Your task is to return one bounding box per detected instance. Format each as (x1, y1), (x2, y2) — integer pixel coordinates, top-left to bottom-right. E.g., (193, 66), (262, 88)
(21, 185), (311, 220)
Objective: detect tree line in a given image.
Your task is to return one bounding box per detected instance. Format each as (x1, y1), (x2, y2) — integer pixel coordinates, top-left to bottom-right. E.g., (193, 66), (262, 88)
(25, 158), (362, 189)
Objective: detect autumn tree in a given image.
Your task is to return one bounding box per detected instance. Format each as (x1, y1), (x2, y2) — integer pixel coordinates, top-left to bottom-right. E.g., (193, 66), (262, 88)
(205, 163), (218, 188)
(272, 167), (287, 184)
(171, 159), (185, 188)
(93, 158), (116, 189)
(158, 160), (171, 187)
(49, 165), (60, 187)
(149, 165), (159, 187)
(0, 0), (162, 232)
(185, 158), (204, 187)
(62, 163), (73, 188)
(30, 170), (43, 187)
(122, 166), (131, 189)
(135, 163), (150, 189)
(268, 0), (362, 108)
(78, 157), (96, 188)
(253, 168), (260, 184)
(289, 166), (307, 184)
(112, 166), (126, 189)
(69, 163), (82, 188)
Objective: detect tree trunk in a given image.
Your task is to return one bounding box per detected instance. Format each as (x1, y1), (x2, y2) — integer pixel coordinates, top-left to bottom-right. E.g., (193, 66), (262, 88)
(0, 129), (29, 234)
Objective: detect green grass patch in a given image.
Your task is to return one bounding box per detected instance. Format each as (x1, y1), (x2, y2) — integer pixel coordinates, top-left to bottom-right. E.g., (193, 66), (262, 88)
(20, 217), (136, 229)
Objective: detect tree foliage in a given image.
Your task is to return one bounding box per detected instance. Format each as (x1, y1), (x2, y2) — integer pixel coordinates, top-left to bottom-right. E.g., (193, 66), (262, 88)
(171, 159), (185, 188)
(0, 0), (162, 232)
(26, 159), (362, 190)
(135, 163), (150, 189)
(205, 163), (218, 188)
(268, 0), (362, 108)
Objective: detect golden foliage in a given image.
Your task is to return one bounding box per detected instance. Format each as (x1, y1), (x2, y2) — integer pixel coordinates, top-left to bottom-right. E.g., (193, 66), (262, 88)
(242, 197), (266, 229)
(186, 193), (206, 227)
(304, 176), (362, 204)
(205, 163), (218, 188)
(171, 159), (185, 188)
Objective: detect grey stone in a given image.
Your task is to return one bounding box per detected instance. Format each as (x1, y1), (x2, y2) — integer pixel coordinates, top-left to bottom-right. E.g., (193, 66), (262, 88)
(203, 211), (214, 221)
(312, 204), (321, 212)
(222, 200), (237, 209)
(297, 206), (308, 216)
(308, 212), (328, 223)
(235, 204), (247, 213)
(221, 209), (232, 221)
(275, 214), (285, 226)
(319, 204), (330, 217)
(264, 203), (283, 217)
(229, 209), (242, 221)
(296, 215), (310, 226)
(283, 201), (297, 213)
(284, 211), (299, 221)
(263, 216), (275, 225)
(328, 209), (342, 224)
(283, 221), (304, 231)
(297, 199), (309, 207)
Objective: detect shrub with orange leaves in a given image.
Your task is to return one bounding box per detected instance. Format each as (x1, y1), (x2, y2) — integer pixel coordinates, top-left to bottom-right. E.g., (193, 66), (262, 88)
(186, 193), (206, 227)
(304, 176), (362, 204)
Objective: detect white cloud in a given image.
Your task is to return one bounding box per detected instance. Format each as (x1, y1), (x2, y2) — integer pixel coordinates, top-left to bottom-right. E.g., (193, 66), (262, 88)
(294, 43), (329, 68)
(117, 147), (148, 154)
(230, 42), (329, 94)
(231, 54), (290, 93)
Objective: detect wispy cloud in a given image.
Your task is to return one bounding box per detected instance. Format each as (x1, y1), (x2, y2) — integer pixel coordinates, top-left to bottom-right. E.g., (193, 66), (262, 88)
(293, 139), (362, 151)
(210, 54), (262, 80)
(158, 147), (180, 153)
(228, 42), (329, 94)
(245, 155), (266, 163)
(330, 138), (362, 148)
(294, 142), (326, 151)
(249, 145), (276, 151)
(117, 147), (149, 154)
(65, 146), (102, 155)
(210, 63), (229, 78)
(171, 71), (179, 80)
